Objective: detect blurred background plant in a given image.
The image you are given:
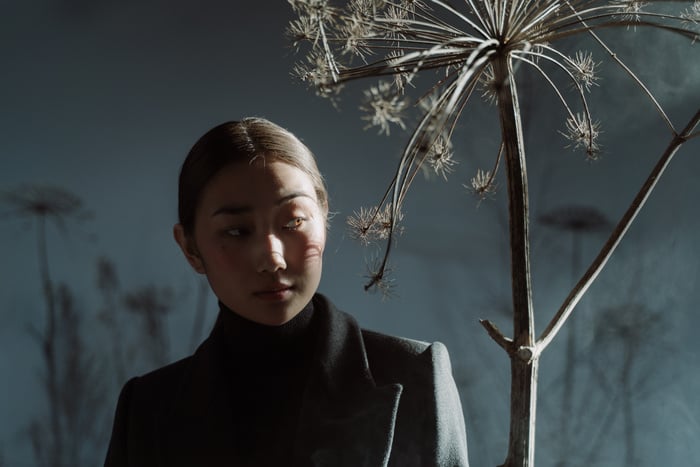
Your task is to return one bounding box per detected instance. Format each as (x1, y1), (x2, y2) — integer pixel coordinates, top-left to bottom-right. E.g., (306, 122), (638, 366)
(0, 185), (203, 467)
(1, 185), (99, 467)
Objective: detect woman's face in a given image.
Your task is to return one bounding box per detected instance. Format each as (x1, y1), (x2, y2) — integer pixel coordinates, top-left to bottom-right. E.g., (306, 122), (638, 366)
(175, 159), (326, 326)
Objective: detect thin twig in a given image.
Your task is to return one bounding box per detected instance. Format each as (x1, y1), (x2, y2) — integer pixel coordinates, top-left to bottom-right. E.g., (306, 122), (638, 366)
(480, 319), (514, 352)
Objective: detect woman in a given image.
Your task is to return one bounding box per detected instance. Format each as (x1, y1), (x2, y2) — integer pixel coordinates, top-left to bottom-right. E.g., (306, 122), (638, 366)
(104, 118), (469, 467)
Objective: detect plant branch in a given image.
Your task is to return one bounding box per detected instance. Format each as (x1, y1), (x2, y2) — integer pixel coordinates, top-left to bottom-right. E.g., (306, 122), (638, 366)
(480, 319), (513, 353)
(563, 1), (678, 134)
(537, 108), (700, 352)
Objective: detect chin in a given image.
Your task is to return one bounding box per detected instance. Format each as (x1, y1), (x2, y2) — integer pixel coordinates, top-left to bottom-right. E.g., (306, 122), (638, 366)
(253, 301), (305, 326)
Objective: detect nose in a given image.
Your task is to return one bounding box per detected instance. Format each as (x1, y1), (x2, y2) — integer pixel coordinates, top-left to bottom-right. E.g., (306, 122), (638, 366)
(256, 234), (287, 273)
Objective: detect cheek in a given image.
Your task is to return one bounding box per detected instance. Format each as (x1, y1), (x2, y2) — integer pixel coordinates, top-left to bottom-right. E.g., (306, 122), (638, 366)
(303, 241), (324, 261)
(202, 239), (246, 270)
(301, 228), (325, 261)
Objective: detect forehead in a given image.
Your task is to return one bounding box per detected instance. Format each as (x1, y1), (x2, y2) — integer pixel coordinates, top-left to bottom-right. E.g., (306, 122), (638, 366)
(199, 160), (318, 210)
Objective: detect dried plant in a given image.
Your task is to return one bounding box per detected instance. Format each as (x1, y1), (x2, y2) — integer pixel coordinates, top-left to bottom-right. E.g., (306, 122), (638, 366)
(1, 186), (108, 465)
(539, 205), (610, 467)
(96, 256), (131, 386)
(124, 285), (175, 368)
(586, 303), (667, 467)
(0, 185), (91, 467)
(346, 202), (404, 246)
(288, 1), (699, 465)
(28, 284), (109, 467)
(2, 186), (187, 464)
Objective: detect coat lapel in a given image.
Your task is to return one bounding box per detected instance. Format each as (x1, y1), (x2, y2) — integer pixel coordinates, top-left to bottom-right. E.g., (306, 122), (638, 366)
(159, 324), (241, 465)
(294, 294), (403, 467)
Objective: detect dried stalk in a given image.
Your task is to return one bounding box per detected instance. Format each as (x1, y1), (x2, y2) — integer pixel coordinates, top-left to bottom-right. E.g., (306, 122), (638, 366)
(537, 108), (700, 354)
(35, 214), (63, 466)
(493, 52), (537, 467)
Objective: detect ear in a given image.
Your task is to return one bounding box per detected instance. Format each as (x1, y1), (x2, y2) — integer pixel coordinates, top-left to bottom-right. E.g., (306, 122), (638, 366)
(173, 224), (206, 274)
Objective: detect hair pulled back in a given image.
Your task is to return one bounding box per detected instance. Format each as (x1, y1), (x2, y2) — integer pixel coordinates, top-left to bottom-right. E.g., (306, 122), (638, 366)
(177, 117), (328, 235)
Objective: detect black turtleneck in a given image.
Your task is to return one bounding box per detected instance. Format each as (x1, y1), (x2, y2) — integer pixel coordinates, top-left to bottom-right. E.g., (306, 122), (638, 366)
(212, 300), (317, 465)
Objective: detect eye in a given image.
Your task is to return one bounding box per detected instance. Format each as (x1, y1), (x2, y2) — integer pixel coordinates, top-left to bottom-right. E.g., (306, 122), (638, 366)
(284, 217), (306, 230)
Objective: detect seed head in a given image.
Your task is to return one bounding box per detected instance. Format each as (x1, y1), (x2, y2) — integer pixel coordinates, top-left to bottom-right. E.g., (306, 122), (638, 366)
(613, 0), (649, 23)
(467, 169), (497, 200)
(287, 15), (320, 50)
(364, 256), (397, 299)
(478, 64), (499, 105)
(681, 1), (700, 25)
(347, 203), (404, 245)
(568, 51), (600, 92)
(426, 135), (457, 180)
(292, 50), (342, 98)
(562, 113), (602, 160)
(360, 81), (409, 135)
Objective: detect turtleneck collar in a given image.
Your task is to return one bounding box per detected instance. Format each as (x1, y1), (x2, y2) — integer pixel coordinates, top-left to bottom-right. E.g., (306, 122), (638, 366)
(205, 300), (317, 464)
(214, 300), (316, 365)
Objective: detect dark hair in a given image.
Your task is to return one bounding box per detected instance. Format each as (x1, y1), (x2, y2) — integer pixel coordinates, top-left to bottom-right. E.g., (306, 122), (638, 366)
(177, 117), (328, 235)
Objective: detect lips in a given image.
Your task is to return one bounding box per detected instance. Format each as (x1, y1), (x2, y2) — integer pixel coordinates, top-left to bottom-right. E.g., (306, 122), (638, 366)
(253, 283), (294, 300)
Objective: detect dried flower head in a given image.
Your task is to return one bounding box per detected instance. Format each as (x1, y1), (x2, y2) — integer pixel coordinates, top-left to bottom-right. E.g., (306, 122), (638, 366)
(562, 113), (602, 160)
(347, 203), (404, 244)
(478, 64), (498, 105)
(425, 135), (457, 180)
(567, 51), (600, 92)
(681, 1), (700, 25)
(386, 50), (414, 93)
(346, 206), (378, 245)
(467, 169), (497, 200)
(360, 81), (409, 135)
(613, 0), (649, 23)
(1, 184), (91, 230)
(288, 0), (337, 24)
(292, 50), (343, 99)
(287, 15), (320, 50)
(364, 256), (396, 299)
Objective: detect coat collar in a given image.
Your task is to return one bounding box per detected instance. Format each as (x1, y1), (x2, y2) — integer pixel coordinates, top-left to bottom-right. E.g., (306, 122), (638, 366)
(165, 294), (402, 467)
(293, 294), (402, 466)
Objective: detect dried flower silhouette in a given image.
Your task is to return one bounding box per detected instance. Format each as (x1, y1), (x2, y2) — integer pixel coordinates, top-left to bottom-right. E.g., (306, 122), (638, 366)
(124, 285), (175, 367)
(288, 0), (698, 465)
(1, 185), (96, 467)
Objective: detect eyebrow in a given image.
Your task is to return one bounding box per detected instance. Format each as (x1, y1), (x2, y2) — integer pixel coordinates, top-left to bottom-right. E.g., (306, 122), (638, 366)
(210, 191), (315, 217)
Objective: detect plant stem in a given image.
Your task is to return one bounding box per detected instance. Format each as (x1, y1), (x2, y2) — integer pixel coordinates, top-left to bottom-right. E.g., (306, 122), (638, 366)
(537, 107), (700, 353)
(493, 53), (537, 467)
(36, 215), (62, 466)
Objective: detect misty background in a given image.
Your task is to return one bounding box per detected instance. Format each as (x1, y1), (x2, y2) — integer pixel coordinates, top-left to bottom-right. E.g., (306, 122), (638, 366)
(1, 1), (699, 466)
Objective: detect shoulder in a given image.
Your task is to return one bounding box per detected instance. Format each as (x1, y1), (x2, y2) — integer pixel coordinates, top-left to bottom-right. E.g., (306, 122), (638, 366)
(362, 328), (430, 355)
(313, 293), (453, 383)
(117, 333), (221, 412)
(105, 354), (198, 465)
(111, 354), (195, 428)
(128, 354), (194, 394)
(360, 328), (454, 386)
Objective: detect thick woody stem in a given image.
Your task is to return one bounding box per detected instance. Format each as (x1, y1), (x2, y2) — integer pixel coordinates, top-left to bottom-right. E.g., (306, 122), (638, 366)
(493, 53), (537, 467)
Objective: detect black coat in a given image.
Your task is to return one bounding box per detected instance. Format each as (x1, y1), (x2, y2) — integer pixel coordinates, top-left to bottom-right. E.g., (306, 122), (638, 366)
(104, 294), (469, 466)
